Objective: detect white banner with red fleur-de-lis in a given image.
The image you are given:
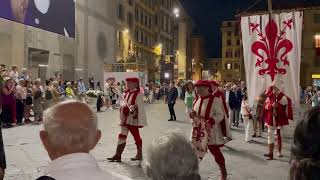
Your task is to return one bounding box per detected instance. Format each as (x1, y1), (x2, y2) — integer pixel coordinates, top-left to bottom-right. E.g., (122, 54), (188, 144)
(241, 12), (303, 107)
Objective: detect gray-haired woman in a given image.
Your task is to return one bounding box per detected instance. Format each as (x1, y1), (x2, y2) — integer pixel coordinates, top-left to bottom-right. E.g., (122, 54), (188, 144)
(143, 131), (201, 180)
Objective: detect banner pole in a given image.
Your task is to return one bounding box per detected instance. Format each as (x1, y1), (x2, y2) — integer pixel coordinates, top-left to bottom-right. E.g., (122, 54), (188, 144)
(267, 0), (273, 17)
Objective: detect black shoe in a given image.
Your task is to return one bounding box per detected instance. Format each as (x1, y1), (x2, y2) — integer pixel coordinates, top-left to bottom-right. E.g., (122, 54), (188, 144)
(3, 123), (13, 128)
(17, 122), (23, 126)
(24, 119), (32, 124)
(168, 119), (174, 121)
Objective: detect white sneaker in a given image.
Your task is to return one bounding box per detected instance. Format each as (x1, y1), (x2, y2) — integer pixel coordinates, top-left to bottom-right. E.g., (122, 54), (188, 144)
(109, 108), (114, 111)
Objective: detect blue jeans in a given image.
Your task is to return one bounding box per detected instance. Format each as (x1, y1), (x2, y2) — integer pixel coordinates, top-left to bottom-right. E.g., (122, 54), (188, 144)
(231, 109), (240, 126)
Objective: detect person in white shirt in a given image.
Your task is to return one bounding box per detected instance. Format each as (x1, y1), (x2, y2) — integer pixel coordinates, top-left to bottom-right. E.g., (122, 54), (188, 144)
(240, 94), (253, 143)
(224, 84), (232, 129)
(20, 68), (30, 81)
(104, 79), (113, 110)
(15, 79), (27, 125)
(78, 78), (88, 103)
(9, 65), (19, 83)
(38, 101), (132, 180)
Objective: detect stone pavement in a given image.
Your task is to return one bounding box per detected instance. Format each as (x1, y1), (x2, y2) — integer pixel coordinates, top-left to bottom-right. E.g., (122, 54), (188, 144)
(2, 101), (305, 180)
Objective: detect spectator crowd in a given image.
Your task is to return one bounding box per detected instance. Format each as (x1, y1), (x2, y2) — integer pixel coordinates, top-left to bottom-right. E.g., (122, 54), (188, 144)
(0, 64), (92, 128)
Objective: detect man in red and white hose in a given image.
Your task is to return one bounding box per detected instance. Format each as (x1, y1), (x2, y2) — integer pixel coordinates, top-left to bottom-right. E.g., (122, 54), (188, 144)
(263, 81), (293, 160)
(190, 80), (227, 180)
(108, 77), (147, 162)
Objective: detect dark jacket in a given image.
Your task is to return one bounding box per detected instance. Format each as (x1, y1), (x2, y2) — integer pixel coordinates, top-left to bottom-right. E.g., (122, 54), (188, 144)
(167, 86), (178, 104)
(229, 90), (242, 110)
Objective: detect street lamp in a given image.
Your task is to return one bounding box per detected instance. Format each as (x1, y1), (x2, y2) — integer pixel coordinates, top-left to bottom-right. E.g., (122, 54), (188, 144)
(173, 7), (180, 18)
(123, 28), (129, 34)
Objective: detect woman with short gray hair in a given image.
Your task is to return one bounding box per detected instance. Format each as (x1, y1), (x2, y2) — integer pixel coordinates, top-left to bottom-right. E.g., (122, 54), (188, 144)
(143, 131), (201, 180)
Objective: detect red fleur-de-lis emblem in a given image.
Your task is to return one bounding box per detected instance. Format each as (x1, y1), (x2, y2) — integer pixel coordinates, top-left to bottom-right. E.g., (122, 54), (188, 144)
(250, 19), (294, 81)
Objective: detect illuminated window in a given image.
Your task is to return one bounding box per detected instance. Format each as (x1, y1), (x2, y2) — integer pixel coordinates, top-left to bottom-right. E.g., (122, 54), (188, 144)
(315, 35), (320, 48)
(226, 63), (232, 70)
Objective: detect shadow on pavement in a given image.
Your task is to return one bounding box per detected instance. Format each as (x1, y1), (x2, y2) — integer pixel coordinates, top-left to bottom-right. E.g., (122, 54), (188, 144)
(224, 146), (267, 165)
(231, 128), (245, 133)
(174, 121), (192, 125)
(121, 161), (145, 178)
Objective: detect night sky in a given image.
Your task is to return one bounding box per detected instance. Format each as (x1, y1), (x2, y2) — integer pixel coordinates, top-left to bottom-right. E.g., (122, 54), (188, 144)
(180, 0), (318, 58)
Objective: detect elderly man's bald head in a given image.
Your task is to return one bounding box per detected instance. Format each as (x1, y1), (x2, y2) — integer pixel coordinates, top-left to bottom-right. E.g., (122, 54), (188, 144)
(45, 101), (97, 127)
(40, 101), (101, 160)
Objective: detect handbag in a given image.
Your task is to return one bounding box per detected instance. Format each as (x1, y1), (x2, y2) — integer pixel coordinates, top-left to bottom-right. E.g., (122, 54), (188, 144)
(245, 106), (253, 119)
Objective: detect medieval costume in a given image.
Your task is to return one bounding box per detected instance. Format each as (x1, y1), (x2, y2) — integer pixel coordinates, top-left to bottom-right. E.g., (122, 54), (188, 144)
(108, 77), (147, 162)
(190, 80), (227, 180)
(263, 84), (293, 160)
(210, 81), (231, 140)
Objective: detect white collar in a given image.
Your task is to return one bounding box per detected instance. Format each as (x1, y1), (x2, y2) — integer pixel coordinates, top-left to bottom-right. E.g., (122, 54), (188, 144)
(46, 153), (99, 175)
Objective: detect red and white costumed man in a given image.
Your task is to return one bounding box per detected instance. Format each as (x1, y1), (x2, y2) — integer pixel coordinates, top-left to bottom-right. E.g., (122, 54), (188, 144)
(210, 81), (232, 141)
(108, 77), (147, 162)
(190, 80), (227, 180)
(263, 81), (293, 160)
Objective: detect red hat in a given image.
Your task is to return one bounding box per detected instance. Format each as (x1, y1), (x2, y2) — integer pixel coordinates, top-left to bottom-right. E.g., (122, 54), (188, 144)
(125, 77), (139, 84)
(209, 80), (219, 87)
(195, 80), (211, 88)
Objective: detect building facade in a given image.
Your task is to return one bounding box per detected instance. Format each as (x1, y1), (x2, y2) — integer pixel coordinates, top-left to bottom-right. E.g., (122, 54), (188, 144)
(220, 20), (244, 83)
(173, 0), (193, 81)
(0, 0), (117, 84)
(155, 0), (176, 83)
(191, 36), (206, 81)
(114, 0), (178, 82)
(114, 0), (137, 72)
(302, 8), (320, 87)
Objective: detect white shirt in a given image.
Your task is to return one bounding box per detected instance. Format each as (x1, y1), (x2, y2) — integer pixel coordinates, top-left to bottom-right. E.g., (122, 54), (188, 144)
(104, 82), (110, 96)
(45, 153), (132, 180)
(15, 85), (27, 99)
(241, 100), (251, 116)
(225, 90), (230, 104)
(9, 71), (19, 83)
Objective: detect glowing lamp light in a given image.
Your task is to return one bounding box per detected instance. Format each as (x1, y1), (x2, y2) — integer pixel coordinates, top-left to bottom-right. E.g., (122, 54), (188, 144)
(164, 72), (170, 79)
(173, 7), (180, 18)
(173, 8), (179, 14)
(38, 64), (48, 67)
(315, 35), (320, 48)
(124, 29), (129, 34)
